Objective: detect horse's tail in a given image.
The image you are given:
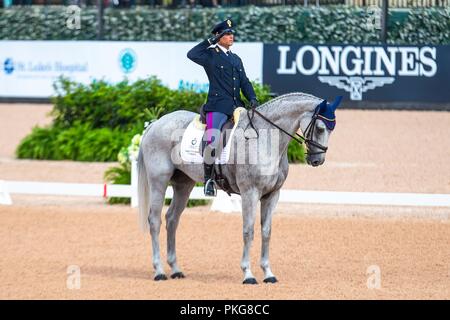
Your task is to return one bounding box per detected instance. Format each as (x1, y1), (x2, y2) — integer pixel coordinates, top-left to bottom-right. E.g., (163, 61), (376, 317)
(137, 146), (150, 232)
(137, 122), (154, 232)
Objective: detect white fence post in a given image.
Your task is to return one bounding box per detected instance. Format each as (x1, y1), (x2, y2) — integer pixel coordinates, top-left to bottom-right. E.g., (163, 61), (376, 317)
(0, 180), (12, 205)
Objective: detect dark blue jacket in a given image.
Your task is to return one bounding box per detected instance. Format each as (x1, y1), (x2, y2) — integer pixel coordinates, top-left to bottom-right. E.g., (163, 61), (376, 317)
(187, 39), (257, 116)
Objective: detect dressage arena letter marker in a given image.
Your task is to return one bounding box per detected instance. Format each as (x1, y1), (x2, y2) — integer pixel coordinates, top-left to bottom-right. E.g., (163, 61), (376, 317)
(366, 265), (381, 290)
(66, 265), (81, 290)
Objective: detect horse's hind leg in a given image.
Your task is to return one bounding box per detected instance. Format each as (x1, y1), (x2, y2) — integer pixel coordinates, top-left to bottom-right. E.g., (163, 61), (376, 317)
(165, 170), (196, 279)
(148, 171), (172, 281)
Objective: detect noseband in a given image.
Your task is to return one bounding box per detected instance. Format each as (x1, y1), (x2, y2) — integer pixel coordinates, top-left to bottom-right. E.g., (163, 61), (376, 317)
(246, 105), (328, 155)
(302, 107), (328, 155)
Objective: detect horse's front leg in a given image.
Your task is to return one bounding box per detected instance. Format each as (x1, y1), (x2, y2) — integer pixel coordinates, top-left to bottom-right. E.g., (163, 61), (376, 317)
(260, 189), (280, 283)
(240, 189), (260, 284)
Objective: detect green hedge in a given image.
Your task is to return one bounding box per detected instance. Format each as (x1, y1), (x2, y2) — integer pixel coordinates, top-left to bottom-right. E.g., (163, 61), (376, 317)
(16, 123), (133, 161)
(51, 76), (205, 131)
(16, 76), (306, 163)
(1, 6), (449, 44)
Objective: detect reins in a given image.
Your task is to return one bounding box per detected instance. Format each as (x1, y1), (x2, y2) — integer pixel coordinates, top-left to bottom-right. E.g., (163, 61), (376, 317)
(245, 104), (328, 154)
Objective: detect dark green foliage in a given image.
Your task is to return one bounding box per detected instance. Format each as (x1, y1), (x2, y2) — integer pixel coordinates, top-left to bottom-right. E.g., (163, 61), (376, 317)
(287, 140), (307, 164)
(51, 77), (180, 131)
(16, 122), (132, 162)
(1, 6), (448, 44)
(15, 126), (60, 160)
(249, 82), (273, 104)
(389, 8), (450, 44)
(76, 127), (132, 162)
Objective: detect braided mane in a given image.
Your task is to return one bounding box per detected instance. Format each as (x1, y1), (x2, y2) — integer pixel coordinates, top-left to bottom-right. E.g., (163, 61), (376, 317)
(257, 92), (322, 112)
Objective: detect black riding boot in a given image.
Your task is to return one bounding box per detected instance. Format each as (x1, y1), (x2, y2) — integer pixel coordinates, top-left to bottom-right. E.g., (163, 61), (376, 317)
(203, 162), (217, 197)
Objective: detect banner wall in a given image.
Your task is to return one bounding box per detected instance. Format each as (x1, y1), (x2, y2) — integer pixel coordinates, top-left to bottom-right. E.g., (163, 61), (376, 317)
(1, 41), (449, 105)
(0, 41), (263, 98)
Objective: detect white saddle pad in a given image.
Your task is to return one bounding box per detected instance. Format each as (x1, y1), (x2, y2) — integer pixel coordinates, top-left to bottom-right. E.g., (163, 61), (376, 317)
(180, 108), (245, 164)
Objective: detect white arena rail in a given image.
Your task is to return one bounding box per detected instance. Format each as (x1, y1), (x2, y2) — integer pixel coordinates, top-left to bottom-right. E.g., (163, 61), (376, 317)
(1, 160), (450, 211)
(2, 180), (450, 211)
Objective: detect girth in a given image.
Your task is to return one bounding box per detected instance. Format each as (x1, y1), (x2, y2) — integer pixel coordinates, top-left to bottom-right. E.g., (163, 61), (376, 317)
(213, 164), (239, 196)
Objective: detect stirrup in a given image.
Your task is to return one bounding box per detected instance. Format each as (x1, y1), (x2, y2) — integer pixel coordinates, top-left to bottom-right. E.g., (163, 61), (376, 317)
(204, 179), (217, 197)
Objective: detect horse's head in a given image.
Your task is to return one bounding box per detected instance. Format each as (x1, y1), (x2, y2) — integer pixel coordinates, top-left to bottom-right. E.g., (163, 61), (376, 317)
(299, 96), (342, 167)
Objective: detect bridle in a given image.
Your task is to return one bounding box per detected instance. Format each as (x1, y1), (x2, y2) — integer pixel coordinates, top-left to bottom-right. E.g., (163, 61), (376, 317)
(245, 103), (328, 155)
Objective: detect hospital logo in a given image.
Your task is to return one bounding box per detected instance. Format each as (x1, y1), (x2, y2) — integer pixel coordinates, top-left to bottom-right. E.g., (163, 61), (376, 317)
(119, 48), (137, 74)
(3, 58), (14, 75)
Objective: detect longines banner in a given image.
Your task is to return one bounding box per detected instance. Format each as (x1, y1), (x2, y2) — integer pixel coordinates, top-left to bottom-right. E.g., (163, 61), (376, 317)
(0, 41), (262, 98)
(263, 44), (450, 103)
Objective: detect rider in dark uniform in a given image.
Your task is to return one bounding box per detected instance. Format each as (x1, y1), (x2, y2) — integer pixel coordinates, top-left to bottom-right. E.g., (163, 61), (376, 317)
(187, 18), (259, 196)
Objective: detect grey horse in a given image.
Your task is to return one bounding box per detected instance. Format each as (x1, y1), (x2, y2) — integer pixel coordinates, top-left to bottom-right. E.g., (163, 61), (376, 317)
(137, 92), (340, 284)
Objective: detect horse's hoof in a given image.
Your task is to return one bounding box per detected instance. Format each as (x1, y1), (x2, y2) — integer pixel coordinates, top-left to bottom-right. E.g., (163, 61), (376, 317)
(263, 276), (278, 284)
(242, 278), (258, 285)
(154, 274), (168, 281)
(171, 272), (185, 279)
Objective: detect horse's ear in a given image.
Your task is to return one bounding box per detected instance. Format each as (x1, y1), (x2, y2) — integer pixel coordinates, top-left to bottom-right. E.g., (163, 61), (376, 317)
(318, 99), (327, 113)
(329, 96), (343, 111)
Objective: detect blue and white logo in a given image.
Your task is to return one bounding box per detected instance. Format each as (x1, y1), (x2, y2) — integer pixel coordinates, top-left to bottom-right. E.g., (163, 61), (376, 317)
(118, 48), (137, 74)
(3, 58), (14, 75)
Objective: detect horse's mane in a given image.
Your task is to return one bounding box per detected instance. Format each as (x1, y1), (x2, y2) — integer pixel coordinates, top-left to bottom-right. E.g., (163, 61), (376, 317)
(257, 92), (322, 112)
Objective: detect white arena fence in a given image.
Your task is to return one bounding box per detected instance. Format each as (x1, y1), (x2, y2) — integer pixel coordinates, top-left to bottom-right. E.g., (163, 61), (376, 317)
(1, 160), (450, 211)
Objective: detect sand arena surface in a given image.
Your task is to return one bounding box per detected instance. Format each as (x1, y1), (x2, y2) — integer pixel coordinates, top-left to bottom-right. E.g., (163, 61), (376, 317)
(0, 103), (449, 299)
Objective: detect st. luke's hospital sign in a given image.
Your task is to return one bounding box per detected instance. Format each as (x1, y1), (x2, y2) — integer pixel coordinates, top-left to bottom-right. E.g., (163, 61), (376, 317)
(262, 44), (450, 103)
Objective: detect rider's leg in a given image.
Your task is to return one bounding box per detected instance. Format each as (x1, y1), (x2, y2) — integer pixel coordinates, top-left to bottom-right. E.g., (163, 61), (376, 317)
(203, 111), (229, 196)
